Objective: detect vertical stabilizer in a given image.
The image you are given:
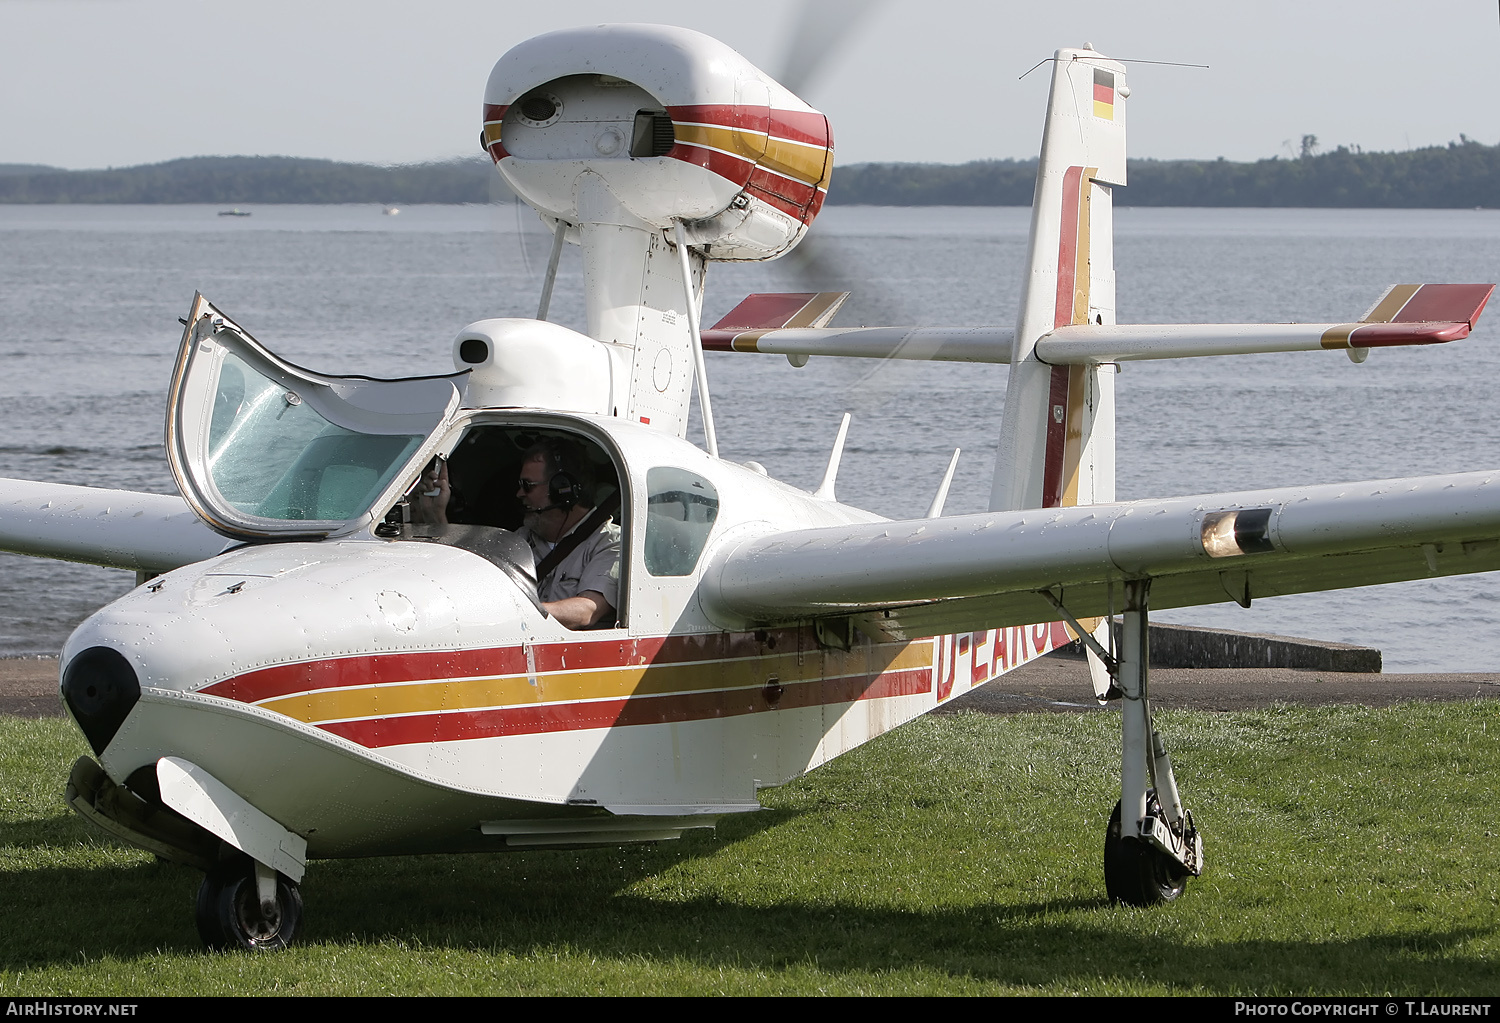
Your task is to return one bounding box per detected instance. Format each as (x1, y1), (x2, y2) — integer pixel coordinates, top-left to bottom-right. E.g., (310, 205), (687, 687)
(991, 48), (1126, 513)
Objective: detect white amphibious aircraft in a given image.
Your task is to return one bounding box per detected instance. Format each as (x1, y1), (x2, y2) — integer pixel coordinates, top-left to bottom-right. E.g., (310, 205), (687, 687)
(1, 24), (1494, 951)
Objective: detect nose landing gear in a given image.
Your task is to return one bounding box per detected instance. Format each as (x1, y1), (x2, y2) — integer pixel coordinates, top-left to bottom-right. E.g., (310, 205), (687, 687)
(195, 855), (303, 951)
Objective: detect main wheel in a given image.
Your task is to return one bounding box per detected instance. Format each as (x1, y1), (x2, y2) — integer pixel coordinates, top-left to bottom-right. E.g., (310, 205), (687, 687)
(195, 857), (303, 951)
(1104, 796), (1188, 907)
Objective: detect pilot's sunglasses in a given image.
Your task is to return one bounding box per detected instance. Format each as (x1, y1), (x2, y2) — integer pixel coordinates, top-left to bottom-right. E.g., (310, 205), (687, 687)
(517, 479), (545, 492)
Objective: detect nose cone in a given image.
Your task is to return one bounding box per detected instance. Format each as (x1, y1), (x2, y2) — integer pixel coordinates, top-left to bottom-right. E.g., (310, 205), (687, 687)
(61, 647), (140, 755)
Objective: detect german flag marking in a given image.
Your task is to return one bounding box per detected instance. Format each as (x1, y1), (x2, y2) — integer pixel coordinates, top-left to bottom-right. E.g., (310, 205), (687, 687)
(1093, 68), (1115, 121)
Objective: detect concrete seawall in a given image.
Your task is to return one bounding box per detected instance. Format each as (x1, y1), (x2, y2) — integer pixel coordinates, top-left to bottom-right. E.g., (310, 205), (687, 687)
(1084, 622), (1383, 673)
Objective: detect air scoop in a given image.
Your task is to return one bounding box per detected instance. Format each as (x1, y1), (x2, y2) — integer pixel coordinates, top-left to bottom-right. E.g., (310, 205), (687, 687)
(61, 646), (141, 755)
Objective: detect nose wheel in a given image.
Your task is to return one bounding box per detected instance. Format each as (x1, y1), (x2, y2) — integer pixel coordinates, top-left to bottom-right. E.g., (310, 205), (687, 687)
(195, 856), (303, 951)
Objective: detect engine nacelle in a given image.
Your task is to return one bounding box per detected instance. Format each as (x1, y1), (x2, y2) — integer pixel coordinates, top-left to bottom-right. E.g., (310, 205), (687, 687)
(482, 24), (832, 262)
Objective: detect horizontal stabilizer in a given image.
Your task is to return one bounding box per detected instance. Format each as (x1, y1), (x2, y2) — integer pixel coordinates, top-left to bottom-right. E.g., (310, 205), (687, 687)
(700, 468), (1500, 641)
(701, 324), (1013, 363)
(709, 292), (849, 332)
(1035, 283), (1495, 363)
(0, 479), (228, 572)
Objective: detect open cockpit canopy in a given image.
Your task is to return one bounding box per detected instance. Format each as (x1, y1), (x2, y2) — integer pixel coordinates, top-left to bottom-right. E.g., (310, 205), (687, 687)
(167, 295), (464, 541)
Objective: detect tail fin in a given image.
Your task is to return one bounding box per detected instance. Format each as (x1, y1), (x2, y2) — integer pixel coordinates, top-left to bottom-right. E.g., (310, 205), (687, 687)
(991, 47), (1126, 512)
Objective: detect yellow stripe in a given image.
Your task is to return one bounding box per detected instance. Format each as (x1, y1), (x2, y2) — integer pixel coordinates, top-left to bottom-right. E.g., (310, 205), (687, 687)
(785, 292), (846, 329)
(1072, 168), (1096, 327)
(1093, 100), (1114, 120)
(483, 123), (504, 145)
(1363, 284), (1421, 323)
(673, 124), (830, 189)
(262, 643), (933, 725)
(761, 136), (832, 189)
(730, 330), (769, 353)
(672, 122), (768, 162)
(1060, 168), (1098, 508)
(1320, 323), (1360, 349)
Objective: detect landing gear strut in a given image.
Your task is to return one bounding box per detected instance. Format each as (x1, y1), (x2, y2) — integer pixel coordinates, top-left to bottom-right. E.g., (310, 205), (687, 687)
(1106, 578), (1203, 905)
(195, 854), (303, 951)
(1052, 579), (1204, 904)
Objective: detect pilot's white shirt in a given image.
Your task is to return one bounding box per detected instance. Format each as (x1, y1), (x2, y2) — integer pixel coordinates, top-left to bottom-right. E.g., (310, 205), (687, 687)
(518, 515), (621, 611)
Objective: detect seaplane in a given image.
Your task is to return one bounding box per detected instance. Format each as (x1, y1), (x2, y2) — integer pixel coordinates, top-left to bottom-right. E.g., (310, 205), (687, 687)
(1, 24), (1495, 951)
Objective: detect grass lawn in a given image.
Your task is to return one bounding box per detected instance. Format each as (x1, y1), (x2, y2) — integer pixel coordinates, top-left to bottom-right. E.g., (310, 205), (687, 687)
(2, 702), (1498, 996)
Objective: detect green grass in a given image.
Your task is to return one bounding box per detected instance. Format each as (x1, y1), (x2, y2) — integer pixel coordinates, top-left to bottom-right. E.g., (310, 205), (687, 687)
(3, 703), (1499, 995)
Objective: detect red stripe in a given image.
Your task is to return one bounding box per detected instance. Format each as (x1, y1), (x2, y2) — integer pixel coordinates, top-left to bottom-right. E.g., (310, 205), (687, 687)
(667, 103), (770, 132)
(769, 109), (831, 148)
(710, 293), (821, 331)
(747, 183), (811, 221)
(319, 665), (934, 749)
(666, 105), (830, 149)
(669, 143), (824, 218)
(1093, 84), (1114, 105)
(668, 142), (756, 187)
(1040, 165), (1086, 509)
(1040, 366), (1071, 508)
(806, 186), (827, 221)
(203, 647), (529, 704)
(200, 626), (825, 705)
(1345, 321), (1473, 346)
(1053, 165), (1084, 329)
(700, 330), (745, 352)
(482, 104), (509, 161)
(747, 166), (818, 210)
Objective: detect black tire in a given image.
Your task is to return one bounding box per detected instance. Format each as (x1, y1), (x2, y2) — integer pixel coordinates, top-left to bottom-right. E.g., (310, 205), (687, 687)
(1104, 795), (1189, 907)
(195, 857), (303, 951)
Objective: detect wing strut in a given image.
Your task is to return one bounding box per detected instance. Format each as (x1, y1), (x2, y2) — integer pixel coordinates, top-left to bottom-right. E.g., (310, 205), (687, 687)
(1038, 587), (1117, 675)
(675, 221), (719, 458)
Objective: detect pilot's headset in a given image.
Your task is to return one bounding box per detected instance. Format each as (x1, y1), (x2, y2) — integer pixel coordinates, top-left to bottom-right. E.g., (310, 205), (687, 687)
(547, 469), (584, 511)
(537, 439), (593, 512)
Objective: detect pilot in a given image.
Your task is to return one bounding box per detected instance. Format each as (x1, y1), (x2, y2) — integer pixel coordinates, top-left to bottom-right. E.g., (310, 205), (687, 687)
(514, 438), (621, 630)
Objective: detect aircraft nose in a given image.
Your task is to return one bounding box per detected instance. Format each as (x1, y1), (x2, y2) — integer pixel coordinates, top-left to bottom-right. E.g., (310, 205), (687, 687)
(60, 647), (141, 755)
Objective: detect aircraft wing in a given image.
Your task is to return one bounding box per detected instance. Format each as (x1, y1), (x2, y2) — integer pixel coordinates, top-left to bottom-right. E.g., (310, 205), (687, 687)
(699, 469), (1500, 640)
(0, 478), (230, 573)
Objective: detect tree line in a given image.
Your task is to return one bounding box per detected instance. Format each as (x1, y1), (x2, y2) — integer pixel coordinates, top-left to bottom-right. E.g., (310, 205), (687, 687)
(2, 139), (1497, 207)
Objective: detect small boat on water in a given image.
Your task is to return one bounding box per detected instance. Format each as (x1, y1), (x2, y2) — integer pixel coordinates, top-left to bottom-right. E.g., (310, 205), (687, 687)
(217, 208), (251, 217)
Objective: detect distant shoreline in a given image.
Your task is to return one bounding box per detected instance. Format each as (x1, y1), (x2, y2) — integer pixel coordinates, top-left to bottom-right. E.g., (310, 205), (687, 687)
(3, 142), (1498, 208)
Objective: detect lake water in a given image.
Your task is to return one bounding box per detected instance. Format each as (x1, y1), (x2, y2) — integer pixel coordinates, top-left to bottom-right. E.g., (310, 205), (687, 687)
(2, 202), (1499, 670)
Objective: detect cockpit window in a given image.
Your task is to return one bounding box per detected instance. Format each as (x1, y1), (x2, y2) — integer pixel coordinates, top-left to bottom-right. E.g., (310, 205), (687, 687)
(207, 351), (425, 521)
(644, 467), (718, 576)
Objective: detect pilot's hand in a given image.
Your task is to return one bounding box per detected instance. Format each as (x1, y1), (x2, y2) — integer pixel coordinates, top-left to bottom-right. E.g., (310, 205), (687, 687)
(412, 460), (451, 525)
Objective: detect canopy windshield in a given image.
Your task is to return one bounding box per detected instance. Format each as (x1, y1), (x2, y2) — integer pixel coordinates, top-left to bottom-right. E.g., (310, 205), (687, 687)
(168, 294), (464, 539)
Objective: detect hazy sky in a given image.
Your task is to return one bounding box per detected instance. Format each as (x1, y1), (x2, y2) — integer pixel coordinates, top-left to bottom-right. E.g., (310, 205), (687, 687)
(2, 0), (1495, 170)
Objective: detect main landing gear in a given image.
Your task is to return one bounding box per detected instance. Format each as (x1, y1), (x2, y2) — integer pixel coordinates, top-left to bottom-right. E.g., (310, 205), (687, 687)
(195, 854), (303, 951)
(1048, 578), (1204, 905)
